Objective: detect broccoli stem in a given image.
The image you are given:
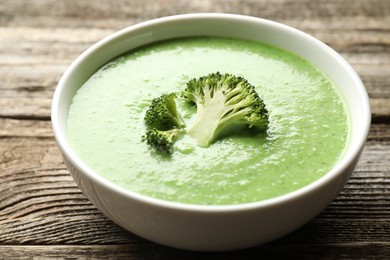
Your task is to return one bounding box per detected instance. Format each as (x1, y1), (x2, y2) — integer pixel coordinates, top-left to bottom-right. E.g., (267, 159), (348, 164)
(187, 90), (227, 147)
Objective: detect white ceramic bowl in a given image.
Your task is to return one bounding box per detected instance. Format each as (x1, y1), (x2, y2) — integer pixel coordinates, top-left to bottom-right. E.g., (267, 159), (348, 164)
(51, 13), (371, 251)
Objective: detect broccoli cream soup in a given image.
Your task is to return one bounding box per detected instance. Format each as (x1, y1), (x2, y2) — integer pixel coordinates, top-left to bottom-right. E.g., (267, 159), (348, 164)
(67, 37), (350, 205)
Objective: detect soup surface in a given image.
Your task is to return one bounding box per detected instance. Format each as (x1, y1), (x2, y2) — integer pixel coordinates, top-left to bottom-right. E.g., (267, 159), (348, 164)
(67, 37), (350, 205)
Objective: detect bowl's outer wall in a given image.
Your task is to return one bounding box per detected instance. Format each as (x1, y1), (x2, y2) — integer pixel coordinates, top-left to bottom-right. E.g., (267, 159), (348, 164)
(52, 14), (370, 251)
(61, 148), (362, 251)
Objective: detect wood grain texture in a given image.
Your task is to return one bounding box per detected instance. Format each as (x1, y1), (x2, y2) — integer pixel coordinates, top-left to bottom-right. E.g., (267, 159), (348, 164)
(0, 244), (389, 260)
(0, 0), (389, 120)
(0, 125), (388, 247)
(0, 0), (389, 258)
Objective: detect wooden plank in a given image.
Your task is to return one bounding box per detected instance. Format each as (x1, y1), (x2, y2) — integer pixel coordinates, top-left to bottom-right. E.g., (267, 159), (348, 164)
(0, 49), (389, 120)
(0, 243), (389, 259)
(0, 124), (388, 245)
(1, 0), (389, 26)
(0, 3), (389, 120)
(0, 118), (52, 138)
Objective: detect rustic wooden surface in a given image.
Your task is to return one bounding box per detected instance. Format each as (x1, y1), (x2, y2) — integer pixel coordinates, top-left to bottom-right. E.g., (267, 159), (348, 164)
(0, 0), (389, 259)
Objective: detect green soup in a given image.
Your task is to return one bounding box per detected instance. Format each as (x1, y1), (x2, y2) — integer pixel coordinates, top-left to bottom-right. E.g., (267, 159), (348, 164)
(67, 37), (350, 205)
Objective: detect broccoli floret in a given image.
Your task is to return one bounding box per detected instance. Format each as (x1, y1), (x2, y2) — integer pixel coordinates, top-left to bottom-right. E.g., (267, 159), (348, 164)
(142, 73), (269, 153)
(143, 93), (186, 154)
(144, 128), (185, 154)
(182, 72), (268, 147)
(144, 93), (186, 130)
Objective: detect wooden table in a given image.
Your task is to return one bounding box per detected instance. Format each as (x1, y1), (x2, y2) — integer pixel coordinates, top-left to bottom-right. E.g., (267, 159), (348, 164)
(1, 0), (389, 258)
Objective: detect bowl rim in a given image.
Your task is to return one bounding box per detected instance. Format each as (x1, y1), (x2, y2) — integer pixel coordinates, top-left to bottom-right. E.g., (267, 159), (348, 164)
(51, 13), (371, 213)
